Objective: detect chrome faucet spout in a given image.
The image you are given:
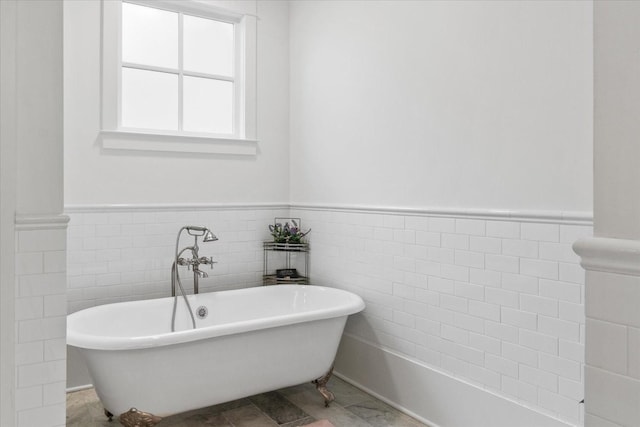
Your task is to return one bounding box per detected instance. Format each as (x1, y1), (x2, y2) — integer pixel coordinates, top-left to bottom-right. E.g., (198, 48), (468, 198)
(194, 268), (208, 279)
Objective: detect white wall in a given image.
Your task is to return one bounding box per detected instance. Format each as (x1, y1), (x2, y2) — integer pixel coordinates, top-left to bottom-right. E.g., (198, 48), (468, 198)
(593, 1), (640, 241)
(0, 2), (18, 424)
(64, 0), (290, 206)
(289, 1), (593, 425)
(65, 204), (288, 389)
(66, 206), (288, 313)
(576, 3), (640, 426)
(289, 1), (592, 212)
(64, 0), (291, 390)
(62, 1), (597, 425)
(294, 206), (590, 426)
(16, 3), (64, 215)
(1, 1), (68, 426)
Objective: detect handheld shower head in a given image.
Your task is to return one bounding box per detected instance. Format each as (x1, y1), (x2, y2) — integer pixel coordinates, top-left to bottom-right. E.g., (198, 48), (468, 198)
(203, 229), (217, 242)
(185, 225), (207, 233)
(185, 225), (218, 242)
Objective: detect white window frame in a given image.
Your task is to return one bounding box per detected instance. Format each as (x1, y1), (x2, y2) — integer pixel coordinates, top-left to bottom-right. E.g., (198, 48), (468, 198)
(100, 0), (257, 155)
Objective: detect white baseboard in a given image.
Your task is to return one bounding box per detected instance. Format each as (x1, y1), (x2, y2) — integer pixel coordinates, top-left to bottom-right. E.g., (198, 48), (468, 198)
(332, 370), (442, 427)
(334, 334), (575, 427)
(66, 384), (93, 393)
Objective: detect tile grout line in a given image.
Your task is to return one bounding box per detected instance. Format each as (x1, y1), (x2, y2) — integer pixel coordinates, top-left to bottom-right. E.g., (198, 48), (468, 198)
(275, 389), (324, 427)
(221, 410), (237, 427)
(249, 401), (282, 427)
(66, 379), (427, 427)
(276, 386), (376, 427)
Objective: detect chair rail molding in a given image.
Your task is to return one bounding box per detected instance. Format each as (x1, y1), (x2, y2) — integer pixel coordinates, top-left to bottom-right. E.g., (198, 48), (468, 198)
(291, 202), (593, 226)
(15, 213), (70, 230)
(573, 237), (640, 276)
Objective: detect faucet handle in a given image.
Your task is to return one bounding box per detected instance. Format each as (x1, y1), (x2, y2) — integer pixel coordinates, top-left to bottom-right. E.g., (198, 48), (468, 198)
(199, 256), (217, 269)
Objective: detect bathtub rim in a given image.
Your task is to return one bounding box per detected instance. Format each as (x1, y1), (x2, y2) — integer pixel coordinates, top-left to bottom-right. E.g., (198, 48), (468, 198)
(67, 285), (365, 351)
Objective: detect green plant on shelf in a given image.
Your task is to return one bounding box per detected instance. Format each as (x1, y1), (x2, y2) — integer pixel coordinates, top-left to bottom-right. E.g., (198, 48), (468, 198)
(268, 219), (310, 244)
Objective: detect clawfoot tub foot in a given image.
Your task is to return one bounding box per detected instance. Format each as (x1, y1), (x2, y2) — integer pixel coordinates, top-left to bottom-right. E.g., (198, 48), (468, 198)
(104, 408), (113, 422)
(312, 364), (335, 407)
(119, 408), (163, 427)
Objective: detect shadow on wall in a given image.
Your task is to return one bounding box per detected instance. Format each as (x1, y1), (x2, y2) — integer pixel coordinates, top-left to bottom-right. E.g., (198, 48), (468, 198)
(335, 314), (398, 396)
(67, 347), (91, 390)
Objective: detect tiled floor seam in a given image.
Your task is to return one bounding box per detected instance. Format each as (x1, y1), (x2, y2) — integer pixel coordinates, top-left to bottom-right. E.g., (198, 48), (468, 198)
(276, 388), (374, 427)
(66, 377), (429, 427)
(274, 391), (317, 426)
(252, 401), (294, 426)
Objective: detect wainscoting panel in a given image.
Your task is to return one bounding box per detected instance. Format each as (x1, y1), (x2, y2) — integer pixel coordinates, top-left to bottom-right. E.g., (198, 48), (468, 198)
(292, 205), (591, 426)
(65, 204), (289, 313)
(16, 215), (69, 427)
(66, 203), (591, 426)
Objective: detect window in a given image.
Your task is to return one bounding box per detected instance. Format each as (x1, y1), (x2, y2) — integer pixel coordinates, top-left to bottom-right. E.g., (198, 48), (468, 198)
(100, 0), (257, 155)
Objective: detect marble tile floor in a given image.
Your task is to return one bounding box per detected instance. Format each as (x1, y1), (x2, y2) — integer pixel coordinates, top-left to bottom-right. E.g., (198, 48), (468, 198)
(67, 376), (430, 427)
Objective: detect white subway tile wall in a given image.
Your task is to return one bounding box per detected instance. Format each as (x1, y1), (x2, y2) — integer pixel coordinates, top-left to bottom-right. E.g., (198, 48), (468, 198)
(66, 207), (288, 312)
(584, 270), (640, 426)
(66, 206), (591, 425)
(15, 226), (67, 427)
(291, 208), (591, 426)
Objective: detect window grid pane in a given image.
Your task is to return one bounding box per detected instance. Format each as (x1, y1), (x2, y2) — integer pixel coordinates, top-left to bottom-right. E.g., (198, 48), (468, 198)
(121, 3), (236, 136)
(121, 67), (179, 131)
(122, 2), (178, 69)
(183, 76), (234, 135)
(183, 14), (234, 78)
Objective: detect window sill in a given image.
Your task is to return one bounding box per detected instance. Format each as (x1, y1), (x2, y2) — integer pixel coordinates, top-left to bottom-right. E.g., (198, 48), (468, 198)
(99, 130), (258, 156)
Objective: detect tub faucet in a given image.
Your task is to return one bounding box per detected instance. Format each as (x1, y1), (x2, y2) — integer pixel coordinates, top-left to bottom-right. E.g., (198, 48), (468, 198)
(170, 226), (218, 332)
(172, 226), (218, 297)
(193, 256), (217, 291)
(193, 266), (208, 279)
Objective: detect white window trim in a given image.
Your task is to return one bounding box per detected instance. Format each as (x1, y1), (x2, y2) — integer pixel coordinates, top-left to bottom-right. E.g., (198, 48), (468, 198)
(100, 0), (257, 155)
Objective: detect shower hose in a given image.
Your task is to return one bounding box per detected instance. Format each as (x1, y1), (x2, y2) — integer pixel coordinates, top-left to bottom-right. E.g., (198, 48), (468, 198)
(170, 249), (197, 332)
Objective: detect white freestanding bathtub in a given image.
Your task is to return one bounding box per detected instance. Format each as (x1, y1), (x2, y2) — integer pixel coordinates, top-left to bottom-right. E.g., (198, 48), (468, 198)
(67, 285), (365, 425)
